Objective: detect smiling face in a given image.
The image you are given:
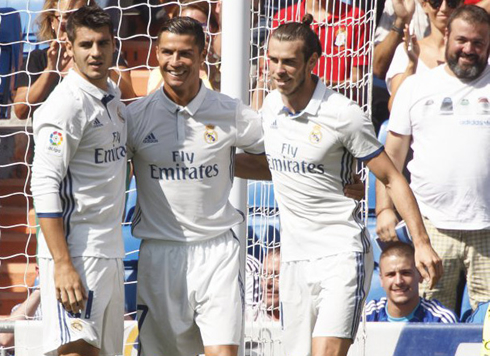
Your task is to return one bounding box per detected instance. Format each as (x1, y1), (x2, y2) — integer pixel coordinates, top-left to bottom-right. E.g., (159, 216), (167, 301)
(267, 38), (315, 98)
(423, 0), (461, 33)
(380, 253), (422, 308)
(156, 31), (205, 106)
(65, 25), (114, 90)
(445, 18), (490, 80)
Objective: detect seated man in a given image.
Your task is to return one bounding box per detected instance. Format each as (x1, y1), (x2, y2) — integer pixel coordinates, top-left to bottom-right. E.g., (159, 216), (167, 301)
(365, 242), (458, 323)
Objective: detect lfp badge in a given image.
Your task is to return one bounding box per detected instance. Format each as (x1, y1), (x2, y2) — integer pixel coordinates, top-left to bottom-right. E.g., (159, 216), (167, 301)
(47, 131), (63, 156)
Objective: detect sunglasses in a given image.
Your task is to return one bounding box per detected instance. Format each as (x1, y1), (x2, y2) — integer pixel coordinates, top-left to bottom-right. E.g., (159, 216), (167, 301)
(427, 0), (461, 9)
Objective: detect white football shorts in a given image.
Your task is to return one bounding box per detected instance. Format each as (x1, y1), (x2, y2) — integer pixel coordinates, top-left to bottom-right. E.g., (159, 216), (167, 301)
(39, 257), (124, 356)
(136, 230), (243, 356)
(280, 250), (373, 356)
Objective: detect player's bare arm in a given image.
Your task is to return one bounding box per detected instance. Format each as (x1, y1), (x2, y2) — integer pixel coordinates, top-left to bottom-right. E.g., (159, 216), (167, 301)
(367, 150), (442, 288)
(38, 217), (87, 313)
(235, 153), (272, 180)
(375, 131), (411, 242)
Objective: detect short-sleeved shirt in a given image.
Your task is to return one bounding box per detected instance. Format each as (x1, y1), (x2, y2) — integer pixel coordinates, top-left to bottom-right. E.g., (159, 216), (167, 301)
(272, 0), (369, 84)
(32, 70), (127, 259)
(385, 42), (430, 94)
(365, 297), (458, 323)
(389, 65), (490, 230)
(261, 79), (383, 262)
(126, 83), (264, 243)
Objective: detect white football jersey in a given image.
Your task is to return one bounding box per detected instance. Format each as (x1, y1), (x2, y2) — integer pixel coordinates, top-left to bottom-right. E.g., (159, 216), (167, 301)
(127, 83), (264, 242)
(261, 80), (383, 262)
(32, 70), (127, 259)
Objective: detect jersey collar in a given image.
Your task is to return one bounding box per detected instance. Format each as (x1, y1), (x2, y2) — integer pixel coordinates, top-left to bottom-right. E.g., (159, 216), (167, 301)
(276, 76), (326, 119)
(159, 80), (208, 116)
(67, 69), (117, 101)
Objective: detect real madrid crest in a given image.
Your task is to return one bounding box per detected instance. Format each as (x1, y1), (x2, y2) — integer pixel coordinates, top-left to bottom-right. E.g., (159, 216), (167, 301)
(309, 125), (322, 144)
(204, 124), (218, 144)
(334, 27), (347, 48)
(71, 320), (83, 332)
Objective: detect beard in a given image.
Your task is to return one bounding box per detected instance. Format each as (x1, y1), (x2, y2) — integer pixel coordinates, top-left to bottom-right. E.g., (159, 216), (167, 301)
(446, 47), (488, 80)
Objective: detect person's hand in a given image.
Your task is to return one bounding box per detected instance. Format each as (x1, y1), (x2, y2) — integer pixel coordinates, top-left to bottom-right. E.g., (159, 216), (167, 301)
(46, 40), (72, 73)
(392, 0), (416, 25)
(54, 261), (87, 314)
(376, 208), (400, 242)
(414, 241), (443, 289)
(343, 174), (365, 201)
(403, 25), (420, 63)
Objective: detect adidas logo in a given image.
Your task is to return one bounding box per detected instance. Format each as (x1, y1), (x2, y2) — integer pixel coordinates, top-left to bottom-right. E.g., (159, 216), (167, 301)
(92, 118), (103, 127)
(143, 133), (158, 143)
(270, 120), (278, 129)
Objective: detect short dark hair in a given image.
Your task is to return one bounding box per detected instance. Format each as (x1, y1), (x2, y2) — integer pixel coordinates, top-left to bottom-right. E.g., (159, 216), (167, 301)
(66, 5), (114, 42)
(270, 14), (322, 61)
(380, 242), (415, 269)
(157, 16), (205, 53)
(447, 4), (490, 34)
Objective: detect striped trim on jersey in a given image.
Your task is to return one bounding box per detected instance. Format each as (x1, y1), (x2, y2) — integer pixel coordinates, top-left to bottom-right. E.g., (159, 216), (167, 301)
(229, 146), (236, 183)
(350, 252), (367, 337)
(57, 302), (71, 344)
(419, 299), (458, 323)
(352, 202), (371, 254)
(364, 298), (386, 315)
(340, 148), (354, 187)
(60, 169), (76, 240)
(131, 205), (142, 231)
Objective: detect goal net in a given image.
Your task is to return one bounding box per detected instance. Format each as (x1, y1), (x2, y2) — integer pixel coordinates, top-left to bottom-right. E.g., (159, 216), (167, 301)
(0, 0), (376, 355)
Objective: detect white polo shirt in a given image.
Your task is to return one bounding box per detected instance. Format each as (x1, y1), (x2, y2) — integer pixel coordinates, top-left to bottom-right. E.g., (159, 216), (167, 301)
(390, 65), (490, 230)
(32, 70), (127, 259)
(126, 83), (264, 243)
(261, 79), (383, 262)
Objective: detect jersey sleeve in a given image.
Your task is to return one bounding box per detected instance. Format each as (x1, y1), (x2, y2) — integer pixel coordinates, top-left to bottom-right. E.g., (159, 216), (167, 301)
(336, 102), (383, 161)
(31, 90), (86, 216)
(387, 75), (416, 136)
(235, 101), (265, 154)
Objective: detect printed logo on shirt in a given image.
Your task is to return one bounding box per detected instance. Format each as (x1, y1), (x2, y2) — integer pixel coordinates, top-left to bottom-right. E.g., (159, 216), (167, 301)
(143, 133), (158, 144)
(117, 107), (126, 123)
(270, 120), (278, 129)
(334, 27), (347, 48)
(440, 97), (453, 115)
(113, 131), (121, 146)
(204, 124), (218, 144)
(309, 125), (322, 144)
(92, 118), (104, 127)
(478, 97), (490, 114)
(70, 320), (83, 332)
(46, 131), (63, 156)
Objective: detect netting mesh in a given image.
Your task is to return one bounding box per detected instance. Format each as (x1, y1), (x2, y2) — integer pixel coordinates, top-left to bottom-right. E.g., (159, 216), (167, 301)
(0, 0), (376, 354)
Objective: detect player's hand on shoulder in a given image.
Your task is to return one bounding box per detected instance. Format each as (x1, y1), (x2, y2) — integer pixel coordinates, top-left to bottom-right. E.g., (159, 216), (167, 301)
(376, 208), (399, 242)
(54, 261), (87, 314)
